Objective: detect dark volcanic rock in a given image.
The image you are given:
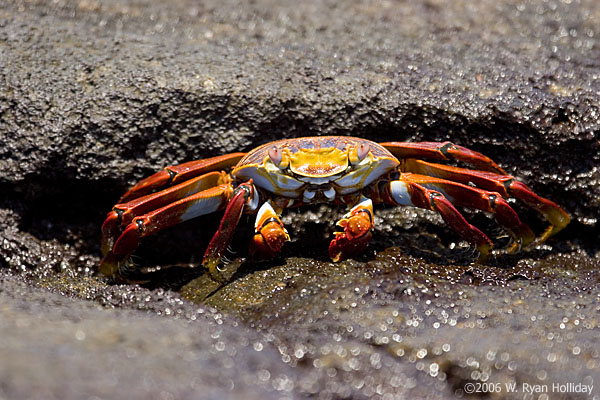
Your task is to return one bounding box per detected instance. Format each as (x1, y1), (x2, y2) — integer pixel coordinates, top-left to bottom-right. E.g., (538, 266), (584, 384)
(0, 278), (290, 400)
(0, 0), (599, 399)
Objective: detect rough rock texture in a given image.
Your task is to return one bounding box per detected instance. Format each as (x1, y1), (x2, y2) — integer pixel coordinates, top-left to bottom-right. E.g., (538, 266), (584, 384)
(0, 0), (599, 399)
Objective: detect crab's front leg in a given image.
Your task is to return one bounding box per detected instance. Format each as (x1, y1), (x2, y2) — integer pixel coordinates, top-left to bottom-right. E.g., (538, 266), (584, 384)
(202, 181), (260, 276)
(379, 176), (496, 259)
(329, 196), (375, 262)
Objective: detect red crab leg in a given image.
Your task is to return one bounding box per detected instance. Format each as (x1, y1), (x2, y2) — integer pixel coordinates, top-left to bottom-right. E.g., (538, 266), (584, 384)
(381, 141), (506, 174)
(382, 176), (499, 259)
(403, 159), (571, 242)
(394, 173), (537, 253)
(202, 181), (259, 275)
(329, 197), (375, 262)
(119, 153), (245, 202)
(250, 201), (290, 259)
(101, 171), (225, 256)
(99, 183), (233, 278)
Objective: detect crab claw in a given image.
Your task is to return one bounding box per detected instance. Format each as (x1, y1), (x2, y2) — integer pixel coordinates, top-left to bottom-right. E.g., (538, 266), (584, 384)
(329, 197), (374, 262)
(251, 202), (290, 259)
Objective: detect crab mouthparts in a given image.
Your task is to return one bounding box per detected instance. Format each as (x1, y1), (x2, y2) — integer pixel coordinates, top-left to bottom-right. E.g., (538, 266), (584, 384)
(303, 185), (337, 202)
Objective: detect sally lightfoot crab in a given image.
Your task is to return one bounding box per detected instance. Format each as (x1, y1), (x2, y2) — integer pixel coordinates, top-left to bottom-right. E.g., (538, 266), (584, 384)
(100, 136), (570, 280)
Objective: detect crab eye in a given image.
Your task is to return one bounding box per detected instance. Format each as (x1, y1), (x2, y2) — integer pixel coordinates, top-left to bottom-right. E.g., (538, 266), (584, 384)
(268, 146), (282, 166)
(357, 143), (369, 161)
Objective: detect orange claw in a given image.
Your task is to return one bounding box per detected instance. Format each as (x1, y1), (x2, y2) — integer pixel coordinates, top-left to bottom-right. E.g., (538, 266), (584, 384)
(250, 202), (289, 259)
(329, 198), (374, 262)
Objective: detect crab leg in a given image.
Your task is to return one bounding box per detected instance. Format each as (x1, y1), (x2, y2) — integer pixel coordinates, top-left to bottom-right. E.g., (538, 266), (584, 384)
(202, 181), (259, 275)
(119, 153), (245, 202)
(381, 141), (506, 174)
(99, 183), (234, 278)
(329, 196), (375, 262)
(393, 173), (539, 253)
(383, 176), (499, 259)
(101, 171), (226, 256)
(250, 201), (290, 259)
(403, 159), (571, 241)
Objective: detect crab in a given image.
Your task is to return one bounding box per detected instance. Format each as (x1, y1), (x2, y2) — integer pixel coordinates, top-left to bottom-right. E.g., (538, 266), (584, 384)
(100, 136), (570, 280)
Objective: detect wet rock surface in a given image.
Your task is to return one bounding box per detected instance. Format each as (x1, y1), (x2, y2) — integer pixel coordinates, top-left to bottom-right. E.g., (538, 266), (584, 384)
(1, 0), (599, 399)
